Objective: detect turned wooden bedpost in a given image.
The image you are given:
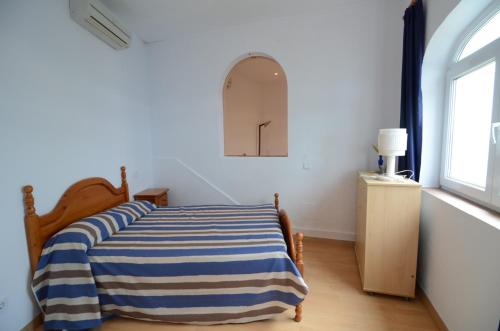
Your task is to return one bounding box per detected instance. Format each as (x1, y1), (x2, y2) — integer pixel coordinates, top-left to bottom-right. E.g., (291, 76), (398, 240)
(121, 166), (129, 202)
(294, 232), (304, 322)
(275, 192), (305, 322)
(295, 233), (304, 274)
(23, 185), (41, 274)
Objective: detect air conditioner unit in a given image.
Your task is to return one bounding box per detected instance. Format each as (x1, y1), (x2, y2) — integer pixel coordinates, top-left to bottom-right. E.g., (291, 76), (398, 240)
(69, 0), (130, 50)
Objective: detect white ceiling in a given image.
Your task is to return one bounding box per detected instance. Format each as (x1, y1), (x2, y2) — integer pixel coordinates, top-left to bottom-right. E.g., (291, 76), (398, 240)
(102, 0), (366, 43)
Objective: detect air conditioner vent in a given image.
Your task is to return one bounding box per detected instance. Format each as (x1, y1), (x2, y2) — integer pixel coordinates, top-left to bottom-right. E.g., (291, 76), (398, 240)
(70, 0), (130, 50)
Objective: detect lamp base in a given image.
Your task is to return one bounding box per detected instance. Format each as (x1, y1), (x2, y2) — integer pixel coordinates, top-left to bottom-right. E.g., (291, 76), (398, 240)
(385, 156), (396, 177)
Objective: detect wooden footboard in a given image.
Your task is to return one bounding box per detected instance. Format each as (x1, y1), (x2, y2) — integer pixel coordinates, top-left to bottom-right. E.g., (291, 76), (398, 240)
(274, 193), (305, 322)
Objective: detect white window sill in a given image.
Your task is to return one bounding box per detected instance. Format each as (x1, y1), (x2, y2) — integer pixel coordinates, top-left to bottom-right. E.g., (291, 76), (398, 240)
(423, 188), (500, 231)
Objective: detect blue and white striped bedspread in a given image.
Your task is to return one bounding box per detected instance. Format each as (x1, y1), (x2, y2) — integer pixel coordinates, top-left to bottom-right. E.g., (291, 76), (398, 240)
(33, 203), (308, 330)
(32, 201), (155, 330)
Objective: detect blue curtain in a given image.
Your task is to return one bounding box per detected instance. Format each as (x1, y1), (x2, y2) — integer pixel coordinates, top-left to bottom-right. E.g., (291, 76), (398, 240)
(399, 0), (425, 181)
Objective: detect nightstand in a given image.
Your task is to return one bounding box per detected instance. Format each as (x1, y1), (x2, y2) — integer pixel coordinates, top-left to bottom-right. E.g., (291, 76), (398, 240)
(134, 188), (169, 207)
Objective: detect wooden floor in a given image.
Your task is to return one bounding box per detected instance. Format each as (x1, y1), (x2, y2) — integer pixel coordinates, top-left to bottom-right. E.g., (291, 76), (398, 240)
(58, 238), (440, 331)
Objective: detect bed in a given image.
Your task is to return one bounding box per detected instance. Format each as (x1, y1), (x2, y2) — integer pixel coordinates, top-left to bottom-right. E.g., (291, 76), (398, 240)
(23, 167), (307, 330)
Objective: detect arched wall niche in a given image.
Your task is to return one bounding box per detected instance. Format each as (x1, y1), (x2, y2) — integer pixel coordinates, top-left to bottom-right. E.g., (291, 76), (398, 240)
(222, 53), (288, 157)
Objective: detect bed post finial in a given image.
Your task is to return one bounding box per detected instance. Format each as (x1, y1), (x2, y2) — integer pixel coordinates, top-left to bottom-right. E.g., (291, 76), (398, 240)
(23, 185), (36, 216)
(274, 193), (279, 211)
(121, 166), (127, 181)
(121, 166), (129, 201)
(294, 232), (304, 322)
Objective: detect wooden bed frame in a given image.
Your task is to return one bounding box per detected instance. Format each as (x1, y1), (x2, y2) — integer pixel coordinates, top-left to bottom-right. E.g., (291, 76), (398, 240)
(22, 166), (305, 322)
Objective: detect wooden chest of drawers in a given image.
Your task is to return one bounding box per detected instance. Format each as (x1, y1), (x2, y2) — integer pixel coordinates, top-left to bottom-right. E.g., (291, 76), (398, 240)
(134, 188), (169, 207)
(355, 172), (421, 298)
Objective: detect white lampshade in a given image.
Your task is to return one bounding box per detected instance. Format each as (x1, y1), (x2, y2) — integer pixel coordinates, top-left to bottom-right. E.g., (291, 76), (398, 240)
(378, 129), (407, 156)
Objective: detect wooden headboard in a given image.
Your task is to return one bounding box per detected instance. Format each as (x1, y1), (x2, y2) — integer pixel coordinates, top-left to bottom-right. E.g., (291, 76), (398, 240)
(22, 166), (130, 274)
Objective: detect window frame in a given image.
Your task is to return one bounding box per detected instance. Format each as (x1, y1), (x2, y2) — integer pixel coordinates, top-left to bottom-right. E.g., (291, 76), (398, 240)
(440, 4), (500, 210)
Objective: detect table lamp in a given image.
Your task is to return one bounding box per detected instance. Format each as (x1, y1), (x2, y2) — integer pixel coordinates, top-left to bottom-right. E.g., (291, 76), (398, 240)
(377, 128), (407, 181)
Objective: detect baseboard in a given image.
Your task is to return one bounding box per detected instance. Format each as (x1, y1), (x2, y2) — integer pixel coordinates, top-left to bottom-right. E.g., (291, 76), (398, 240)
(294, 227), (355, 241)
(20, 313), (42, 331)
(417, 285), (449, 331)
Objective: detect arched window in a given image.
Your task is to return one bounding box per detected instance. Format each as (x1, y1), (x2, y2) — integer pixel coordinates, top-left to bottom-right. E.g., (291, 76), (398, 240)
(458, 11), (500, 61)
(441, 6), (500, 207)
(223, 55), (288, 157)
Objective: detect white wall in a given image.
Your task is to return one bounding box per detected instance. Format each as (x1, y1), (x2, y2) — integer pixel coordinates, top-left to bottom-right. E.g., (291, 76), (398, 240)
(0, 1), (153, 330)
(419, 191), (500, 331)
(418, 1), (500, 330)
(148, 0), (407, 239)
(418, 0), (458, 187)
(422, 0), (460, 46)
